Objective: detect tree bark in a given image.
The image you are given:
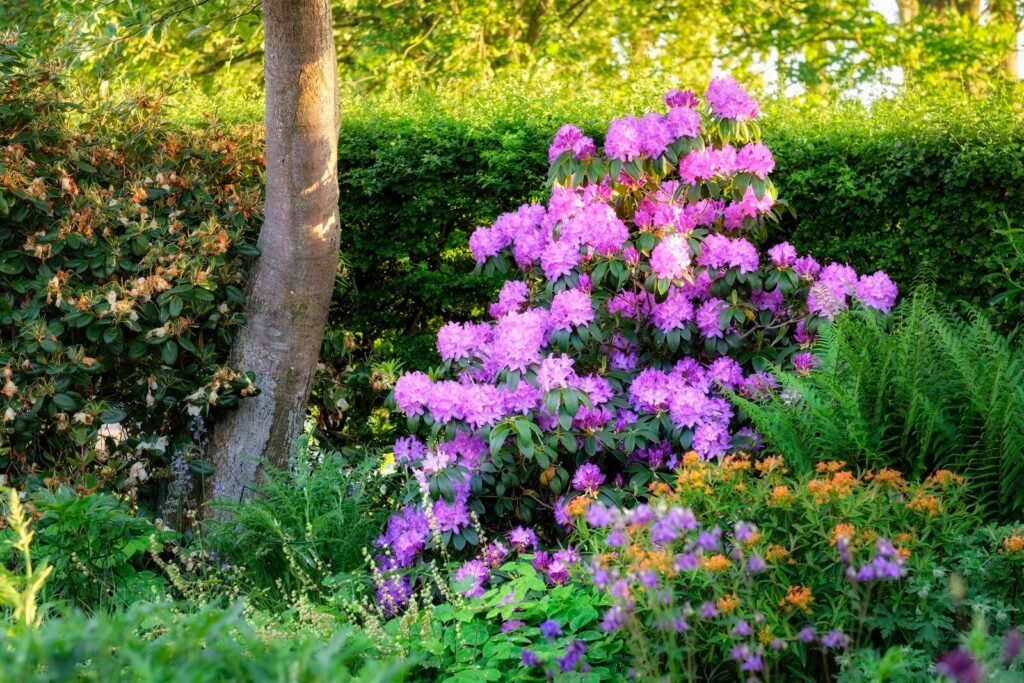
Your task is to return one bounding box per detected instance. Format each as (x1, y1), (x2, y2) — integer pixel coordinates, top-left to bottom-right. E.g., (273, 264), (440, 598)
(206, 0), (340, 504)
(991, 0), (1020, 79)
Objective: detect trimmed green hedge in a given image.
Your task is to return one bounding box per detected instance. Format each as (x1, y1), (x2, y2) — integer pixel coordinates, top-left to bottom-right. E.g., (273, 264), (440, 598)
(335, 91), (1024, 377)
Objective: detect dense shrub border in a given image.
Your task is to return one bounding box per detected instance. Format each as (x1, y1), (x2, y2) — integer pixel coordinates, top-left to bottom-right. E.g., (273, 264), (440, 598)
(335, 93), (1024, 387)
(0, 43), (263, 489)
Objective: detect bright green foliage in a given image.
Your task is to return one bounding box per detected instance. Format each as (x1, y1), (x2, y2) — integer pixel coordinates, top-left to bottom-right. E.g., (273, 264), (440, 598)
(3, 0), (1020, 95)
(767, 91), (1024, 320)
(731, 290), (1024, 519)
(0, 41), (263, 483)
(203, 439), (391, 603)
(18, 488), (174, 611)
(986, 218), (1024, 323)
(0, 601), (412, 682)
(409, 560), (626, 681)
(0, 487), (51, 630)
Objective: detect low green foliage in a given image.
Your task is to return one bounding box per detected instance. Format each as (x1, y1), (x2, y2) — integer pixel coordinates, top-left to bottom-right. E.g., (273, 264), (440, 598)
(731, 290), (1024, 519)
(203, 438), (391, 604)
(572, 456), (1023, 679)
(21, 487), (172, 611)
(0, 601), (412, 682)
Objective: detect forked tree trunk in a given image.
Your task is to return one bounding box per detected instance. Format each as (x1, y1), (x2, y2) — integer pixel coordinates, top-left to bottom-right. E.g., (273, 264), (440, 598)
(206, 0), (340, 504)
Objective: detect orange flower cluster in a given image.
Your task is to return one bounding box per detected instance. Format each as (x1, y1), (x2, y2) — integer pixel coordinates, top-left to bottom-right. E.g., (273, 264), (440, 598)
(1002, 534), (1024, 554)
(906, 491), (942, 516)
(928, 470), (965, 488)
(716, 593), (740, 614)
(702, 554), (732, 572)
(768, 485), (794, 507)
(627, 547), (675, 576)
(807, 464), (859, 503)
(831, 523), (856, 545)
(765, 544), (790, 563)
(779, 585), (814, 613)
(565, 496), (592, 518)
(864, 468), (907, 490)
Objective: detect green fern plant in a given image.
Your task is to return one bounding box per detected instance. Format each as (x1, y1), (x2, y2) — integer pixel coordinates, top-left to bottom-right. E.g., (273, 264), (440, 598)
(203, 438), (391, 604)
(0, 488), (53, 629)
(731, 289), (1024, 520)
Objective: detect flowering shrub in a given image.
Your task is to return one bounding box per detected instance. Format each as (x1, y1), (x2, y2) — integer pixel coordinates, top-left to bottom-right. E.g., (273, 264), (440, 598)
(0, 42), (261, 487)
(378, 77), (897, 575)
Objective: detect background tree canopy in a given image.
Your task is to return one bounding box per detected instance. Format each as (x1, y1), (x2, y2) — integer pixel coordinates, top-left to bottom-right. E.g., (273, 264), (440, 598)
(2, 0), (1021, 97)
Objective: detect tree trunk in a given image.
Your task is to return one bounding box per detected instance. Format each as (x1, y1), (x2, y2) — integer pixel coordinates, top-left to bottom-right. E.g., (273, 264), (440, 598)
(991, 0), (1020, 79)
(206, 0), (340, 504)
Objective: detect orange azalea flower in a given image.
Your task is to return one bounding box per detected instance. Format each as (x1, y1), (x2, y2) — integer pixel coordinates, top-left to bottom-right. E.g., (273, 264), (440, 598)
(703, 554), (731, 572)
(716, 593), (740, 613)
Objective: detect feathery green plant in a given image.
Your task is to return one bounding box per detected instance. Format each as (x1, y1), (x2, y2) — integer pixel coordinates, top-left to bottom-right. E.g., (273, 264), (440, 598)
(203, 437), (391, 604)
(731, 289), (1024, 519)
(0, 488), (53, 630)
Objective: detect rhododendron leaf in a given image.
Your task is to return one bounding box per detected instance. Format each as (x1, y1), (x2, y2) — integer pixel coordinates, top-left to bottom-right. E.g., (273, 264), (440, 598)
(563, 390), (579, 417)
(559, 432), (577, 453)
(535, 449), (551, 469)
(161, 340), (178, 365)
(489, 424), (511, 456)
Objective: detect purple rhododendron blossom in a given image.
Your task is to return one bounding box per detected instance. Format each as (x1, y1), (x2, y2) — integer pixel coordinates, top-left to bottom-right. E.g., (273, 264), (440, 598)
(706, 77), (759, 120)
(372, 78), (900, 600)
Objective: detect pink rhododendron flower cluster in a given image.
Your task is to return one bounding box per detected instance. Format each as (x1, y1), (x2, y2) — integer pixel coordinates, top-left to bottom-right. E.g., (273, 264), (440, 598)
(374, 77), (898, 610)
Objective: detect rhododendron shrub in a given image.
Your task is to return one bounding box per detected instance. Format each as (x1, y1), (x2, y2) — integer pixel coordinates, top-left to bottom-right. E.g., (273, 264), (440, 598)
(377, 78), (897, 577)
